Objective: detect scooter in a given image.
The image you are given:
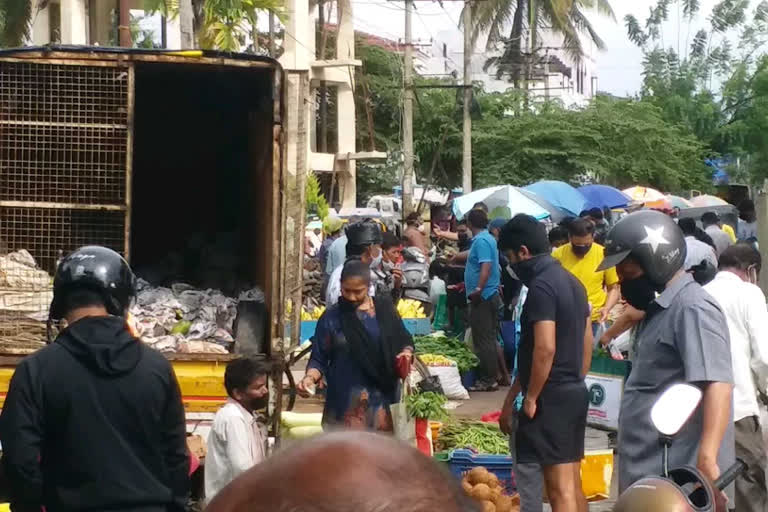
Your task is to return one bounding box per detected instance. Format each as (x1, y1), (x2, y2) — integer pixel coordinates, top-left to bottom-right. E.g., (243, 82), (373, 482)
(613, 383), (746, 512)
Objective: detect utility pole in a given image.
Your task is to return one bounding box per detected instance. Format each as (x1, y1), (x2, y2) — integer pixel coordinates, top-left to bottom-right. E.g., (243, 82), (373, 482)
(318, 0), (328, 152)
(269, 12), (276, 57)
(402, 0), (415, 217)
(462, 0), (472, 193)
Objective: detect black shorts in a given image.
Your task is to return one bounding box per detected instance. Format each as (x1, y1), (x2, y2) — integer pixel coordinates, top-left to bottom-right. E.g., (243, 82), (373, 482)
(515, 381), (588, 466)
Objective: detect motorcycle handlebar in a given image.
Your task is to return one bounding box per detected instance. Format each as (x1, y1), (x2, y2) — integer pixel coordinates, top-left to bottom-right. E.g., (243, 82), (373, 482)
(714, 459), (747, 491)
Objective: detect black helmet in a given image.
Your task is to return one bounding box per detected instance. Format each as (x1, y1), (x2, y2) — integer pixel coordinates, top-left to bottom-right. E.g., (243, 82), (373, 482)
(346, 220), (383, 246)
(598, 210), (686, 287)
(50, 246), (136, 319)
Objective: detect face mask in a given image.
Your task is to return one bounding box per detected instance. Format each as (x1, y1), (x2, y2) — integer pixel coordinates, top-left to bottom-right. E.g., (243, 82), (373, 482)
(620, 275), (657, 311)
(510, 256), (539, 285)
(571, 244), (592, 257)
(251, 395), (269, 411)
(370, 248), (383, 269)
(748, 265), (759, 285)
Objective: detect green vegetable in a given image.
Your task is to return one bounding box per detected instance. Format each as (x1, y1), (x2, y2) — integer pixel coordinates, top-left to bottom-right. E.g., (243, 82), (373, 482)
(414, 335), (480, 373)
(405, 391), (448, 420)
(170, 320), (192, 335)
(438, 420), (510, 455)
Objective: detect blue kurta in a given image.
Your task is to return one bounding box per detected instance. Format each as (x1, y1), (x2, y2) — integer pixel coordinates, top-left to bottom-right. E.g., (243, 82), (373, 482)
(307, 304), (399, 432)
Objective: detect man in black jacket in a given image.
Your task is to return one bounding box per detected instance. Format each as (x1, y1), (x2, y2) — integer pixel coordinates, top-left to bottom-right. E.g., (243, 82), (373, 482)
(0, 246), (189, 512)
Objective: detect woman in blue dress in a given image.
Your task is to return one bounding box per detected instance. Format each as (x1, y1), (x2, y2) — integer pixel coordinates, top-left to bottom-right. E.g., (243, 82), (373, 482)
(298, 259), (414, 432)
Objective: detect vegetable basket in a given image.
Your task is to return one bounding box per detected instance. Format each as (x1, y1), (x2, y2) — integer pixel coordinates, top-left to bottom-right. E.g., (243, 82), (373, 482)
(447, 449), (516, 494)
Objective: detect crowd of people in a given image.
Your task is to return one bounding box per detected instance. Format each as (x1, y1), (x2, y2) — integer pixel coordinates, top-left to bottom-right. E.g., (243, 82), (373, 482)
(1, 193), (767, 512)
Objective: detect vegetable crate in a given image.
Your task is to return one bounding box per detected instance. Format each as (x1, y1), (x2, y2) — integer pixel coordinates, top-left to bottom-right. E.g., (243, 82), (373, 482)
(447, 450), (516, 494)
(402, 318), (432, 335)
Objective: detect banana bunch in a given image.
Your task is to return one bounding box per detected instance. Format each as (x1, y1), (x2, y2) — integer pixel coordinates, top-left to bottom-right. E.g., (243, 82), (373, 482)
(419, 353), (457, 367)
(397, 299), (426, 319)
(301, 305), (326, 321)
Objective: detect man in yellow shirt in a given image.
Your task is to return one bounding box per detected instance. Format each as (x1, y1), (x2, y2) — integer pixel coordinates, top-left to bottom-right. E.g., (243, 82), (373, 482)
(553, 218), (620, 334)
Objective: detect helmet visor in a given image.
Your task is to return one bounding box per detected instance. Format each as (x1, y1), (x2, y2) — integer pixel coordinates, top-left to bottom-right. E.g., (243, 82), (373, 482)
(597, 249), (632, 272)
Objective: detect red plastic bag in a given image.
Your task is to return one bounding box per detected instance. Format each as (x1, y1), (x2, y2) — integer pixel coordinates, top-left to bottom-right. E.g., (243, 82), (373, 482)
(481, 411), (501, 423)
(415, 418), (433, 456)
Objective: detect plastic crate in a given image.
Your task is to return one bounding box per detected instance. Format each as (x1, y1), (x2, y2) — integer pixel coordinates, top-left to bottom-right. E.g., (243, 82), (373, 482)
(403, 317), (432, 335)
(447, 449), (516, 493)
(590, 354), (632, 381)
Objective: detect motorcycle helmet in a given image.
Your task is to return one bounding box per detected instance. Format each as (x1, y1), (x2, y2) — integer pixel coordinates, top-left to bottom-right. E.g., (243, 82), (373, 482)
(50, 246), (137, 319)
(346, 221), (383, 247)
(613, 467), (714, 512)
(598, 210), (686, 288)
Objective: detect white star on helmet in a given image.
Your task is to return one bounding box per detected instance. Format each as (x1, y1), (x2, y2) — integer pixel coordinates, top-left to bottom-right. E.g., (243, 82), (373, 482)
(639, 225), (670, 254)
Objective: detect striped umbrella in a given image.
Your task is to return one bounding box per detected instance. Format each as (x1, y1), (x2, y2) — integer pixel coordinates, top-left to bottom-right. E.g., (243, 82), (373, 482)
(622, 186), (671, 209)
(665, 195), (693, 209)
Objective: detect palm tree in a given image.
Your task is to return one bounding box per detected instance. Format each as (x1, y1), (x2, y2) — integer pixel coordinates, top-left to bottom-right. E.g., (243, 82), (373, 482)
(467, 0), (615, 83)
(0, 0), (34, 47)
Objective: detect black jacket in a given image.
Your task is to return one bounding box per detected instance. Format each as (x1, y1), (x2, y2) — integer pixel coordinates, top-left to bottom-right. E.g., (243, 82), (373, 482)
(0, 316), (189, 512)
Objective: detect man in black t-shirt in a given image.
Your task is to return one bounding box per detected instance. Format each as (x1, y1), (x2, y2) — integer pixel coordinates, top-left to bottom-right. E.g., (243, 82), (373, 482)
(497, 214), (592, 512)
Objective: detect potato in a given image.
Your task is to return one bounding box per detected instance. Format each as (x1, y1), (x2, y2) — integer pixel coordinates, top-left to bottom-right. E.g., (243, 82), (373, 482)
(470, 483), (492, 501)
(468, 467), (491, 485)
(487, 473), (501, 489)
(461, 479), (473, 495)
(490, 486), (502, 502)
(495, 495), (513, 512)
(481, 501), (497, 512)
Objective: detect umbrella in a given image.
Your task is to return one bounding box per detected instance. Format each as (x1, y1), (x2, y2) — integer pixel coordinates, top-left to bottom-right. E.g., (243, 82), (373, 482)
(452, 185), (550, 220)
(517, 187), (572, 223)
(622, 186), (671, 209)
(690, 194), (729, 207)
(523, 180), (589, 217)
(666, 195), (693, 209)
(578, 184), (631, 209)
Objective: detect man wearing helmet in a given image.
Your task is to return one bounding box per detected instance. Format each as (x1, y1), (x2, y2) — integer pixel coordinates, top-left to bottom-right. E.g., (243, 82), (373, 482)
(325, 220), (384, 306)
(598, 211), (735, 511)
(0, 246), (189, 512)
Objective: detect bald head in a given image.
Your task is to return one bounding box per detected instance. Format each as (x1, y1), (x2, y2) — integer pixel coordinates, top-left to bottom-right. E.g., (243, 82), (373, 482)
(205, 432), (480, 512)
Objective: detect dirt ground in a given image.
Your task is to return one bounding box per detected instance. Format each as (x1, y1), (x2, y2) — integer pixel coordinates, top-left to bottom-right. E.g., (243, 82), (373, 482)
(291, 378), (618, 511)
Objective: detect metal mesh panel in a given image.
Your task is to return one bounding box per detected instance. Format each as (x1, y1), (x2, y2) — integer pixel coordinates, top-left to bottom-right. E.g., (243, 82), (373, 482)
(0, 60), (129, 349)
(0, 61), (129, 204)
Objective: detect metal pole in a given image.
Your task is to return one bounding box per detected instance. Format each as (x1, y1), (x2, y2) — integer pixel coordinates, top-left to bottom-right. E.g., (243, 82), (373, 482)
(161, 16), (168, 48)
(402, 0), (415, 217)
(462, 0), (472, 193)
(269, 11), (276, 57)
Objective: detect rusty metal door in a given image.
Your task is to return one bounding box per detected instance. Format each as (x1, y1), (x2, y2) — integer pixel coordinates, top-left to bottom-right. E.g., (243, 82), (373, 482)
(0, 58), (132, 345)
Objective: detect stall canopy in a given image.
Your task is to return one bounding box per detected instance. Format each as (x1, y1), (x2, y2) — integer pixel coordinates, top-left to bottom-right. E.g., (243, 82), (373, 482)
(524, 181), (588, 217)
(690, 195), (729, 207)
(578, 184), (630, 209)
(622, 186), (670, 209)
(452, 185), (550, 220)
(518, 188), (572, 223)
(666, 195), (693, 209)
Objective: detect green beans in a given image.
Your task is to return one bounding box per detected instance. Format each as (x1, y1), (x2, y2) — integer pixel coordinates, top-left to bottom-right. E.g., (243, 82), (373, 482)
(414, 335), (480, 374)
(438, 420), (511, 455)
(405, 391), (448, 420)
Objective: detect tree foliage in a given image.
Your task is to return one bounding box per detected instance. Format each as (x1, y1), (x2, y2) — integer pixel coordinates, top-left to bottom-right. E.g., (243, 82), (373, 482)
(472, 94), (710, 191)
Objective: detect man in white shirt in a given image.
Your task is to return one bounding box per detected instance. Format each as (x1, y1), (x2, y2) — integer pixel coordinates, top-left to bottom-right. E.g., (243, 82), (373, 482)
(704, 243), (768, 512)
(205, 358), (269, 503)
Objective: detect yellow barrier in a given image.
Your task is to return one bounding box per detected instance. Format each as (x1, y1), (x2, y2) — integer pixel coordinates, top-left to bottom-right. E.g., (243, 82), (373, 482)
(0, 358), (228, 413)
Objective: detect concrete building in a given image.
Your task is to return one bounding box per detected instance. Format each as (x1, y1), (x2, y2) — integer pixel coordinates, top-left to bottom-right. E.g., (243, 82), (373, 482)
(423, 18), (599, 107)
(28, 0), (181, 47)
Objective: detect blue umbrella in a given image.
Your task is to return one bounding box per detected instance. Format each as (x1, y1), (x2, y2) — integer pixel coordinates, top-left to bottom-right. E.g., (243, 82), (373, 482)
(452, 185), (550, 220)
(517, 188), (572, 223)
(523, 181), (589, 217)
(577, 184), (630, 210)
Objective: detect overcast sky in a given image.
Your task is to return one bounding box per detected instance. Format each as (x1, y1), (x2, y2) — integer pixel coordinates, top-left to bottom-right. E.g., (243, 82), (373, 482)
(351, 0), (724, 96)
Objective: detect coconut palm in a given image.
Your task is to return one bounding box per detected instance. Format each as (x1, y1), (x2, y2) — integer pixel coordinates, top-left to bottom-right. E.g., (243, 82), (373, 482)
(0, 0), (34, 47)
(467, 0), (615, 82)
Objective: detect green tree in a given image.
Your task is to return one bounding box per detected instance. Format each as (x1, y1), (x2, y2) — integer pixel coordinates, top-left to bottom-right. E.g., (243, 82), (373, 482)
(472, 93), (711, 191)
(469, 0), (615, 83)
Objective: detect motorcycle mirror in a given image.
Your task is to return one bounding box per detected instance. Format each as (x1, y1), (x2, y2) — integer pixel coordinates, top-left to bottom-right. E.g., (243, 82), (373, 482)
(651, 383), (702, 436)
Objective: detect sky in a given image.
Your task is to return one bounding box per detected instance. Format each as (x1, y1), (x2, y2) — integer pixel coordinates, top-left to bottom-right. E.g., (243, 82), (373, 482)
(350, 0), (723, 96)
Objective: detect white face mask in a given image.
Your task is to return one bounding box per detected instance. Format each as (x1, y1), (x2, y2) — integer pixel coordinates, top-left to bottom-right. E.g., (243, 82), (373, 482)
(748, 265), (759, 285)
(370, 247), (383, 269)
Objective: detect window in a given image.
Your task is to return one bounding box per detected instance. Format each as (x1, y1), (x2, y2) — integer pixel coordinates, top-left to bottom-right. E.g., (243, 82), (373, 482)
(393, 201), (400, 212)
